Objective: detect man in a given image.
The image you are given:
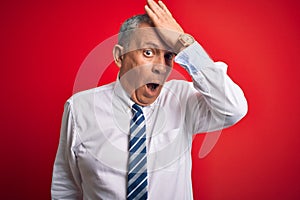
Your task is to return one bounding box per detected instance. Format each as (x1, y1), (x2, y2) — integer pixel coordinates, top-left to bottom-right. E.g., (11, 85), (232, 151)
(51, 0), (248, 199)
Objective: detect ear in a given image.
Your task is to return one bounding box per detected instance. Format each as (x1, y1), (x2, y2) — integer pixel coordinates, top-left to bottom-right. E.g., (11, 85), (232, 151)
(113, 44), (124, 68)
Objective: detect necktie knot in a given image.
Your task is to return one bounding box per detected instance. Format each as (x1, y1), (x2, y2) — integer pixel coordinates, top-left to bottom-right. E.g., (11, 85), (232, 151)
(132, 103), (143, 115)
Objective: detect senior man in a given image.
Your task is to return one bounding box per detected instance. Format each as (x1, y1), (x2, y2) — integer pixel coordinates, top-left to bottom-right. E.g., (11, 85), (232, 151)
(51, 0), (248, 199)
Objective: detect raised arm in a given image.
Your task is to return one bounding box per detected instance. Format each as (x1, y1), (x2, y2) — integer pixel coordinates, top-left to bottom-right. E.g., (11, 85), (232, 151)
(145, 0), (247, 133)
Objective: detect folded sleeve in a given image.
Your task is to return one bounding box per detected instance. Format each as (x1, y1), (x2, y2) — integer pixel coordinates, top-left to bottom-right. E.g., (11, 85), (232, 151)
(51, 100), (82, 200)
(175, 41), (248, 134)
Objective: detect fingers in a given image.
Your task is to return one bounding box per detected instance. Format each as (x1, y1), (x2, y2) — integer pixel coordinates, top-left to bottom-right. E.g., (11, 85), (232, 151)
(157, 1), (172, 16)
(145, 0), (183, 38)
(145, 5), (157, 21)
(146, 0), (164, 18)
(146, 0), (172, 18)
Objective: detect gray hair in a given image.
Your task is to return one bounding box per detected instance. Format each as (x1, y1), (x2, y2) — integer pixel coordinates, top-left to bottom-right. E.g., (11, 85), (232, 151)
(118, 14), (154, 48)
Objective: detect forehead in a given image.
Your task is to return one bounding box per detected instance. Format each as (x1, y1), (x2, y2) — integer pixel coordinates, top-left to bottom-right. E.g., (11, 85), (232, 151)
(126, 23), (169, 52)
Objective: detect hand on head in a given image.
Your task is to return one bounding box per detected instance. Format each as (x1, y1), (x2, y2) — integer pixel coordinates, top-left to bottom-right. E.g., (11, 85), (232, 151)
(145, 0), (184, 50)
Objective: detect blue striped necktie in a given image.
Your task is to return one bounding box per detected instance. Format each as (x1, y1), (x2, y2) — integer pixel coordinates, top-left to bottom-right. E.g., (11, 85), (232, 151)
(127, 103), (148, 200)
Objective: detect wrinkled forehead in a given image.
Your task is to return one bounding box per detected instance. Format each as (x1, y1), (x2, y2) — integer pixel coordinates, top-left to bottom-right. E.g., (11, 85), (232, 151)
(123, 26), (171, 53)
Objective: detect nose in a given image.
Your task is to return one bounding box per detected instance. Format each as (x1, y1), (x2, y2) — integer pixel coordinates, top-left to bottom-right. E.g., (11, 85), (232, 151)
(151, 55), (167, 75)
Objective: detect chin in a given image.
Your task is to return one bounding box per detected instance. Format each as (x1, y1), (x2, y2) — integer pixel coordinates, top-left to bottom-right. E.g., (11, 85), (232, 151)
(131, 84), (163, 106)
(132, 94), (158, 106)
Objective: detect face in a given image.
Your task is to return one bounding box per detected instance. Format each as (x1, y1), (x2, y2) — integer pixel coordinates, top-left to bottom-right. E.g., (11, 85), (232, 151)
(116, 23), (175, 106)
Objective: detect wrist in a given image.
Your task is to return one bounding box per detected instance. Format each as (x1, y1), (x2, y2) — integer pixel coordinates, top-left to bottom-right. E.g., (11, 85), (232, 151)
(174, 33), (195, 54)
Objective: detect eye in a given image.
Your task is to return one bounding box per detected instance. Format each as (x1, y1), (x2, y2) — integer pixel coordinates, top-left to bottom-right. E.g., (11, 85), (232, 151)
(165, 52), (175, 61)
(143, 49), (154, 57)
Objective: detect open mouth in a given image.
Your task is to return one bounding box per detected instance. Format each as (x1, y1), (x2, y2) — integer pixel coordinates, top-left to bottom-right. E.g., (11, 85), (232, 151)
(146, 83), (159, 91)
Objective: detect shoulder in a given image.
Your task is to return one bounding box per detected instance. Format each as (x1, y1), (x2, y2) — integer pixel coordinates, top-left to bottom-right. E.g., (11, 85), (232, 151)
(162, 79), (196, 100)
(164, 79), (194, 93)
(165, 79), (191, 86)
(66, 82), (116, 108)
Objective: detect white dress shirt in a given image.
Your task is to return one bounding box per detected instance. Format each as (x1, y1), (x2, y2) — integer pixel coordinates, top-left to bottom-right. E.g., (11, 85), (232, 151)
(51, 41), (247, 200)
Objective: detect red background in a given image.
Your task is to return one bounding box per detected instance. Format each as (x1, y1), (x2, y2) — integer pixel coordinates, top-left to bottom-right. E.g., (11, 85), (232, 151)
(1, 0), (299, 199)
